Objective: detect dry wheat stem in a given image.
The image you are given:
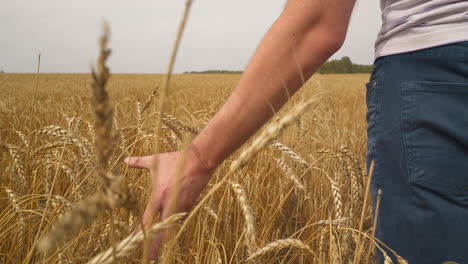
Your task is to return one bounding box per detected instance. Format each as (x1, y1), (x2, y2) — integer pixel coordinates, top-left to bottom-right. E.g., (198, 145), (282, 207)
(143, 1), (193, 261)
(86, 213), (186, 264)
(329, 229), (340, 264)
(353, 160), (375, 264)
(246, 238), (318, 262)
(313, 217), (349, 226)
(336, 225), (407, 263)
(151, 0), (194, 156)
(29, 53), (41, 131)
(366, 188), (382, 263)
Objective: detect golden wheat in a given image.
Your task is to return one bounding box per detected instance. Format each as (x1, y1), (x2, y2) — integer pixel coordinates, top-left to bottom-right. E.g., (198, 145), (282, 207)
(0, 72), (381, 263)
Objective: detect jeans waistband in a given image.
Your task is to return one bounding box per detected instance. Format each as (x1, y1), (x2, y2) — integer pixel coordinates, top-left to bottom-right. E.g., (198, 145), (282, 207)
(382, 41), (468, 59)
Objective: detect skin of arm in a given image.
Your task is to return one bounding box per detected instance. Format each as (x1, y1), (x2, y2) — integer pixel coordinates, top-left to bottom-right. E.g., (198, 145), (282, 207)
(124, 0), (356, 259)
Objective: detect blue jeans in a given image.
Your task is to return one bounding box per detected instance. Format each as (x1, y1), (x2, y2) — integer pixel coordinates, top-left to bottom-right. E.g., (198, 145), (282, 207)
(367, 41), (468, 264)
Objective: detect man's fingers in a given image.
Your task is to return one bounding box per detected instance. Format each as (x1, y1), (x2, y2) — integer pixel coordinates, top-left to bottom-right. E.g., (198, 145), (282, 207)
(124, 156), (153, 169)
(136, 194), (161, 232)
(148, 231), (165, 260)
(148, 206), (174, 260)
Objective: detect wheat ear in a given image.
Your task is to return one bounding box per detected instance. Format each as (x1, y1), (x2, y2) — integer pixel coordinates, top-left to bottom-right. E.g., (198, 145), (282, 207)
(271, 141), (309, 169)
(37, 22), (138, 253)
(230, 181), (256, 253)
(2, 187), (26, 242)
(37, 192), (110, 252)
(37, 125), (91, 160)
(273, 157), (308, 195)
(5, 145), (26, 186)
(327, 174), (343, 220)
(140, 85), (159, 114)
(32, 142), (72, 156)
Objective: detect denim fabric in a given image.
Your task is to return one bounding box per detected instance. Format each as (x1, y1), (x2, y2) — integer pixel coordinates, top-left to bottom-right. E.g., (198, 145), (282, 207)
(366, 41), (468, 264)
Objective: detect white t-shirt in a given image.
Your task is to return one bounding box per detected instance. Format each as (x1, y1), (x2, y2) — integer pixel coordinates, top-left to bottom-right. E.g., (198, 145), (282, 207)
(376, 0), (468, 58)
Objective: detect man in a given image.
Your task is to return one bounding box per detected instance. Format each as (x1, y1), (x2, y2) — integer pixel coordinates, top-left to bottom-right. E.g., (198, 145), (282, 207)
(125, 0), (468, 263)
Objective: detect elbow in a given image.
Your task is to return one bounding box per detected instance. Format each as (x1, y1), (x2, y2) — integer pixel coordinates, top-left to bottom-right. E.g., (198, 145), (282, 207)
(327, 33), (346, 54)
(316, 28), (347, 58)
(298, 28), (346, 62)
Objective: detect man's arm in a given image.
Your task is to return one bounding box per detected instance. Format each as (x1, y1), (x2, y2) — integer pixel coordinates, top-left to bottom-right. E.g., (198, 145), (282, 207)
(193, 0), (356, 169)
(125, 0), (356, 260)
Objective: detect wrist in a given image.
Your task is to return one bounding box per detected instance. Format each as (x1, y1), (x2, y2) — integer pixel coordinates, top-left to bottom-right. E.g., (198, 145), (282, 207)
(187, 143), (218, 174)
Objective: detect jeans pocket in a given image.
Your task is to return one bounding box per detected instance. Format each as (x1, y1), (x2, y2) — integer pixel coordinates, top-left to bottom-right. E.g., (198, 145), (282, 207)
(401, 81), (468, 197)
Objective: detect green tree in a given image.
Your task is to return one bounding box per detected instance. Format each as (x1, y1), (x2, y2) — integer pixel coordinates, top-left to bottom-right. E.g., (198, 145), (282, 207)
(318, 56), (373, 74)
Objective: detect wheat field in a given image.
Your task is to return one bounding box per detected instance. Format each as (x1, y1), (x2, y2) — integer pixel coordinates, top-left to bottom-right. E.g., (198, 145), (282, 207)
(0, 71), (397, 263)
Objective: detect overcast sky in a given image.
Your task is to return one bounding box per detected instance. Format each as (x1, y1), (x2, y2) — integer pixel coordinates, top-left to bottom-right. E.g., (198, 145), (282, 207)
(1, 1), (381, 73)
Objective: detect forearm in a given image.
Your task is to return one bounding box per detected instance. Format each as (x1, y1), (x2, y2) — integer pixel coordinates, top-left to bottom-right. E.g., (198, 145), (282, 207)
(192, 0), (355, 171)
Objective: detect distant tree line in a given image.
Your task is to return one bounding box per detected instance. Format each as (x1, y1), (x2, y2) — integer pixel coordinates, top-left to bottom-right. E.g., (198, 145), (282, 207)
(318, 56), (373, 74)
(183, 57), (372, 75)
(183, 70), (243, 74)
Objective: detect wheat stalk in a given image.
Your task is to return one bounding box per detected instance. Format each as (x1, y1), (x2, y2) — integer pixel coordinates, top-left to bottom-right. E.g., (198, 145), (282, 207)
(313, 218), (349, 226)
(246, 238), (316, 262)
(37, 21), (138, 253)
(86, 213), (186, 264)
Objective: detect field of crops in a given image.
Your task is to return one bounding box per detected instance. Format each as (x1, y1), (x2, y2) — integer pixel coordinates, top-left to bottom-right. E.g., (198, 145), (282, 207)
(0, 72), (391, 263)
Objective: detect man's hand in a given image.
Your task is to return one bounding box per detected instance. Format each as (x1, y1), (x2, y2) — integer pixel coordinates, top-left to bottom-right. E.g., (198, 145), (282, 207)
(124, 149), (213, 260)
